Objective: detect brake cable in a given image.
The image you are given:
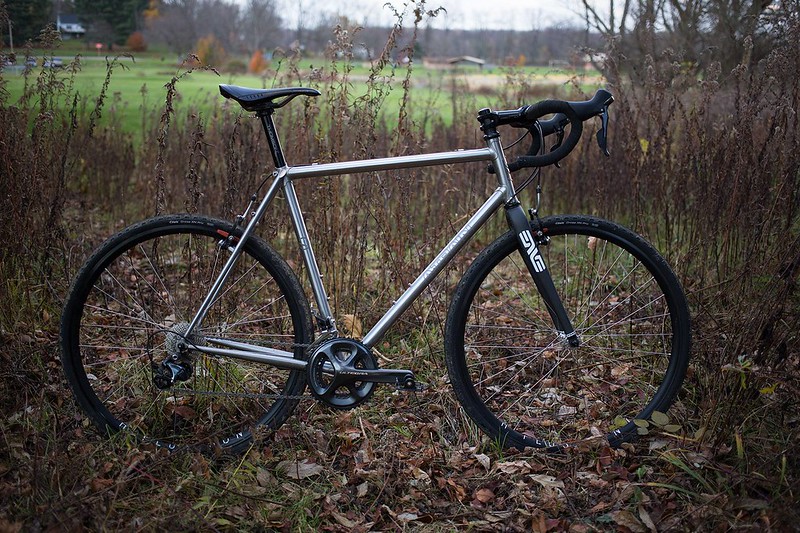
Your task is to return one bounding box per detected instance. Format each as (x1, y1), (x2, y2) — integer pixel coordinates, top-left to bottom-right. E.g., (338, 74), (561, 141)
(515, 121), (544, 193)
(503, 128), (531, 151)
(517, 121), (548, 241)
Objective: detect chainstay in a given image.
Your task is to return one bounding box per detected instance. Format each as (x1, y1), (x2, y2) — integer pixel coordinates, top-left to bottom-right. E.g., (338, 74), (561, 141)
(167, 334), (341, 401)
(165, 339), (326, 401)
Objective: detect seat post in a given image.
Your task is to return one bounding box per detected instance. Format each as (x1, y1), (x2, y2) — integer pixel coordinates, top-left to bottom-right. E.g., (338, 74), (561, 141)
(257, 109), (287, 168)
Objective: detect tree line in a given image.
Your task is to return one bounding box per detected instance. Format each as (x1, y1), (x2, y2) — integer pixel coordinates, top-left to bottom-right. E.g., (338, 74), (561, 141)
(579, 0), (798, 73)
(2, 0), (796, 70)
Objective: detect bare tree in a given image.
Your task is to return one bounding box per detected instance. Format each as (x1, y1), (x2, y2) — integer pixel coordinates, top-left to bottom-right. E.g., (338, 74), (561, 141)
(240, 0), (282, 53)
(580, 0), (787, 75)
(146, 0), (200, 54)
(147, 0), (241, 55)
(691, 0), (778, 70)
(581, 0), (634, 40)
(196, 0), (239, 51)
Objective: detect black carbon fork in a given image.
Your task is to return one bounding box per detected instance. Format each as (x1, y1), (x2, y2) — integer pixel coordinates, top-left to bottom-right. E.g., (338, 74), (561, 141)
(505, 202), (580, 347)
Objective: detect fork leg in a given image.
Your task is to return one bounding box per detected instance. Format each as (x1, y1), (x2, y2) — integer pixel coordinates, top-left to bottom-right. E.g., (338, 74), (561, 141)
(504, 202), (579, 347)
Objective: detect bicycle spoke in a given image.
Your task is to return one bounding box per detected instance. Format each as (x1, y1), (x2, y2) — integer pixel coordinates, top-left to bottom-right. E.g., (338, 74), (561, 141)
(63, 217), (310, 450)
(448, 216), (689, 450)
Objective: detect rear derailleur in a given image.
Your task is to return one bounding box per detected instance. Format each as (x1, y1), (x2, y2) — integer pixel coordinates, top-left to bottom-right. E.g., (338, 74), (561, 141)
(152, 359), (193, 390)
(151, 322), (200, 390)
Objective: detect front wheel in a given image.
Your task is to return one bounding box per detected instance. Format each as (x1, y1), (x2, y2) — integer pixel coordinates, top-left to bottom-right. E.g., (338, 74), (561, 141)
(60, 215), (313, 453)
(445, 215), (690, 450)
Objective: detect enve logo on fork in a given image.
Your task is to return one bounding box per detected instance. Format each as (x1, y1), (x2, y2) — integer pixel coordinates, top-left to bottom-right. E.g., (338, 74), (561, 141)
(518, 229), (547, 273)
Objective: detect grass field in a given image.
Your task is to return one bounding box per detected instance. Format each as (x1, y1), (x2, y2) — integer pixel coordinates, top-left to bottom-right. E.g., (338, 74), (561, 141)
(2, 45), (602, 136)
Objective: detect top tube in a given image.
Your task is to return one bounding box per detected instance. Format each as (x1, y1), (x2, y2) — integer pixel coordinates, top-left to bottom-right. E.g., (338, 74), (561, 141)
(284, 148), (495, 180)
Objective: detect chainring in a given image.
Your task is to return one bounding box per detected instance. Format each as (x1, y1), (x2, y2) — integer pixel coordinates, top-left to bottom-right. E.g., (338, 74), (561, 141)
(307, 338), (378, 409)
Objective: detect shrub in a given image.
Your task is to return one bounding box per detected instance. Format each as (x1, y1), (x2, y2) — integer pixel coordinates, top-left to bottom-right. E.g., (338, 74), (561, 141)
(126, 31), (147, 52)
(248, 49), (268, 74)
(226, 58), (246, 74)
(195, 34), (226, 67)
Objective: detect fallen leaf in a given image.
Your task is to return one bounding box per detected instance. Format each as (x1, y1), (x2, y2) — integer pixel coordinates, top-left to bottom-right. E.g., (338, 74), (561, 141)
(409, 466), (431, 487)
(558, 405), (577, 416)
(530, 474), (565, 489)
(638, 505), (657, 533)
(612, 510), (646, 533)
(648, 439), (670, 451)
(446, 479), (468, 500)
(651, 411), (670, 426)
(590, 501), (613, 513)
(495, 460), (533, 474)
(473, 453), (491, 470)
(733, 498), (769, 510)
(486, 511), (512, 522)
(224, 505), (248, 519)
(332, 511), (358, 528)
(474, 487), (495, 503)
(341, 314), (363, 337)
(339, 427), (362, 441)
(277, 459), (324, 479)
(90, 477), (114, 492)
(172, 405), (196, 419)
(256, 468), (274, 487)
(397, 512), (419, 523)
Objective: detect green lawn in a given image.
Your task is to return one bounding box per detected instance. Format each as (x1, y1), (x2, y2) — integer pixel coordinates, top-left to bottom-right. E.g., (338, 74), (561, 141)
(2, 46), (602, 136)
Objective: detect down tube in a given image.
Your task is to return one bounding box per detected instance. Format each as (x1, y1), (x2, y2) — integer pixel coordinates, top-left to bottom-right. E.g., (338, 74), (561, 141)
(361, 187), (507, 348)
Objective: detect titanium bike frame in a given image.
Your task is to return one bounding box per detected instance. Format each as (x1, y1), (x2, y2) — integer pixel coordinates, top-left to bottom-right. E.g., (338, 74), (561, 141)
(183, 109), (577, 369)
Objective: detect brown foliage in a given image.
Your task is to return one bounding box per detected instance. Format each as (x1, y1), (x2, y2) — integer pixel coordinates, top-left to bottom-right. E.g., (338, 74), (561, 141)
(195, 34), (226, 67)
(248, 49), (268, 74)
(1, 10), (799, 532)
(125, 31), (147, 52)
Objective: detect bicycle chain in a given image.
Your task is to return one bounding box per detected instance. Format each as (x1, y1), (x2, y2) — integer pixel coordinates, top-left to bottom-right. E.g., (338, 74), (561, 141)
(172, 388), (314, 401)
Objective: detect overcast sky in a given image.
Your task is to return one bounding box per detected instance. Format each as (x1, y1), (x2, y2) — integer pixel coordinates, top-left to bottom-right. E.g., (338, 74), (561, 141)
(274, 0), (587, 31)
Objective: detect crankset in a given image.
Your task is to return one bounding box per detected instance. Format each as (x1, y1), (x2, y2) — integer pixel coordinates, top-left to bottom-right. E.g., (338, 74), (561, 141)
(307, 338), (419, 409)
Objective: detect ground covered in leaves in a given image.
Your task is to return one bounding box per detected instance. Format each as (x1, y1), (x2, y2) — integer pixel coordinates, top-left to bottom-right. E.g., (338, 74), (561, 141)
(1, 338), (796, 531)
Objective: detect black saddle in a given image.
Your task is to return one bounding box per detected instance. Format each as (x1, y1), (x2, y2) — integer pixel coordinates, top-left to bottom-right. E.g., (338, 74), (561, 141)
(219, 84), (320, 112)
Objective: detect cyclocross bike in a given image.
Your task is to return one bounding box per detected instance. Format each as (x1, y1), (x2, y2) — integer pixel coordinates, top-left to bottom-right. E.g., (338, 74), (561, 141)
(60, 85), (690, 453)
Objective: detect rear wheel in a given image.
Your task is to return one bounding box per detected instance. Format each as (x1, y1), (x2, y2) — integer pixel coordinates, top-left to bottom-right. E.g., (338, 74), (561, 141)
(60, 215), (313, 453)
(445, 215), (690, 450)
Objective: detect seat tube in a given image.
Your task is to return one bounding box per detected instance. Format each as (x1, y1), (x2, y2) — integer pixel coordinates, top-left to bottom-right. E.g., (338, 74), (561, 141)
(282, 177), (337, 333)
(258, 110), (286, 168)
(505, 202), (580, 347)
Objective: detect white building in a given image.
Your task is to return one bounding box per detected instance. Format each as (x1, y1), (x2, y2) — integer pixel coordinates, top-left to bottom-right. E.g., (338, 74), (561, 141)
(56, 14), (85, 40)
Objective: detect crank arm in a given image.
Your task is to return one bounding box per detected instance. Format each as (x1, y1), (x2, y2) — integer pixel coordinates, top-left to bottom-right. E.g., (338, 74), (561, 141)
(335, 367), (415, 385)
